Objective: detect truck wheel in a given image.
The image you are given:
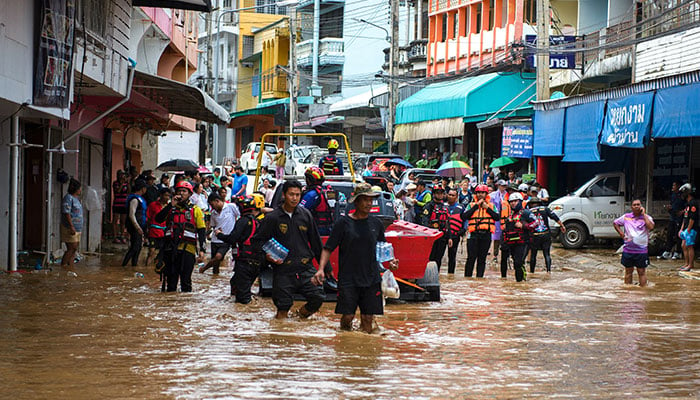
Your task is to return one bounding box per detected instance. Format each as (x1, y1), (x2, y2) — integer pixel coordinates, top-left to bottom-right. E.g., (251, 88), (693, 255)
(561, 222), (588, 249)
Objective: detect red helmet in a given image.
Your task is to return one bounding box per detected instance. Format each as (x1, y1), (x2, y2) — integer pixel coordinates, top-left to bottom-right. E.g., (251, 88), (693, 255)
(234, 195), (256, 214)
(475, 184), (489, 193)
(175, 181), (193, 193)
(304, 166), (325, 186)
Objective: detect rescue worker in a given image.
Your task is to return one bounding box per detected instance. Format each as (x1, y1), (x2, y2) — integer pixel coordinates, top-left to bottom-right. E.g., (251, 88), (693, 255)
(420, 184), (450, 271)
(319, 139), (343, 176)
(122, 179), (148, 267)
(300, 166), (334, 236)
(414, 181), (432, 217)
(216, 195), (263, 303)
(500, 192), (537, 282)
(145, 187), (171, 271)
(526, 196), (566, 273)
(155, 180), (206, 292)
(462, 184), (500, 278)
(252, 180), (325, 319)
(445, 188), (467, 274)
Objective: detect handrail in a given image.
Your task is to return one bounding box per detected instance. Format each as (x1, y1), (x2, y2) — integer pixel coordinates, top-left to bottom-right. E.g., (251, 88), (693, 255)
(254, 132), (356, 189)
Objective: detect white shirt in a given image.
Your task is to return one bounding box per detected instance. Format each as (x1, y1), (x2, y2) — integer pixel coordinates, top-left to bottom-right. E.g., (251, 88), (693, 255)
(210, 203), (240, 243)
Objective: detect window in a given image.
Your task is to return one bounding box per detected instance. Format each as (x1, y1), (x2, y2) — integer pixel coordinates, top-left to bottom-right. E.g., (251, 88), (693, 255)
(441, 14), (447, 42)
(588, 177), (621, 197)
(488, 0), (495, 30)
(76, 0), (109, 37)
(475, 3), (482, 33)
(452, 12), (458, 38)
(524, 0), (536, 24)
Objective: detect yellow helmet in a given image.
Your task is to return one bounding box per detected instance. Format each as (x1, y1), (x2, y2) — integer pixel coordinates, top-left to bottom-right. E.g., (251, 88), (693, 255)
(251, 193), (265, 209)
(327, 139), (339, 150)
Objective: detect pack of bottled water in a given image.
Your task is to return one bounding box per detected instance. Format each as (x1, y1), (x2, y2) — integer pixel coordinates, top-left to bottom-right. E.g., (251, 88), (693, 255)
(262, 238), (289, 262)
(375, 241), (394, 263)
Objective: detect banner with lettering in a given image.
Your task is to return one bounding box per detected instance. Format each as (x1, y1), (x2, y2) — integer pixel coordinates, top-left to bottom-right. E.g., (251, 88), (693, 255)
(33, 0), (76, 108)
(600, 92), (654, 148)
(501, 124), (534, 158)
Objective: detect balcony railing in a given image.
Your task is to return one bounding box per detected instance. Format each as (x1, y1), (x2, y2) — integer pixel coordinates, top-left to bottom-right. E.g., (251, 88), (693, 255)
(261, 70), (288, 96)
(408, 39), (428, 61)
(296, 38), (345, 68)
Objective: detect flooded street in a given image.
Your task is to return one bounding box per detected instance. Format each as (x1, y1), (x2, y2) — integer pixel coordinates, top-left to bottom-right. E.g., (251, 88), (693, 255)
(2, 252), (700, 399)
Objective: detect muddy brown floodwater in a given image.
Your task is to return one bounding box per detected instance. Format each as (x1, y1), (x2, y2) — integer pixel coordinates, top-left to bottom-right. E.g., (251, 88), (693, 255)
(1, 252), (699, 399)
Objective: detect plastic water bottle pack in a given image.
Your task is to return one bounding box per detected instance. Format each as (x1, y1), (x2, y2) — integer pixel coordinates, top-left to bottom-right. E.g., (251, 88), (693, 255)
(375, 241), (394, 263)
(263, 238), (289, 263)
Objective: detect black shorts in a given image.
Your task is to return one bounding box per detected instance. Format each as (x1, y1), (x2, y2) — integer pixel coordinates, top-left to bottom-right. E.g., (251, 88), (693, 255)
(113, 206), (127, 215)
(335, 282), (383, 316)
(621, 252), (649, 269)
(529, 234), (552, 250)
(147, 237), (165, 249)
(211, 242), (231, 257)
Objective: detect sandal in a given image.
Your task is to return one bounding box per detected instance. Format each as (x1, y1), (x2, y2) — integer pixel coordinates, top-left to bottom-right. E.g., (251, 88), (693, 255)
(680, 266), (692, 272)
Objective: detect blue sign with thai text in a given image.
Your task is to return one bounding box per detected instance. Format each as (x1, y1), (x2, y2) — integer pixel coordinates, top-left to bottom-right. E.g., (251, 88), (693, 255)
(600, 92), (654, 148)
(525, 35), (576, 70)
(502, 124), (534, 158)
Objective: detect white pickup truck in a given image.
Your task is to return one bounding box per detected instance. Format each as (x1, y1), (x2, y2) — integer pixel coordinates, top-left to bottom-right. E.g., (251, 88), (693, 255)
(548, 172), (627, 249)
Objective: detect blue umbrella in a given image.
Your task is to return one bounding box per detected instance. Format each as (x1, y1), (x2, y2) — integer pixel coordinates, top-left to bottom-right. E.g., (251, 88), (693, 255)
(384, 158), (413, 168)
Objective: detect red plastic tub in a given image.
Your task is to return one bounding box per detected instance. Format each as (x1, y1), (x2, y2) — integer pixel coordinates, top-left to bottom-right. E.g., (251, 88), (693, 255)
(321, 220), (443, 280)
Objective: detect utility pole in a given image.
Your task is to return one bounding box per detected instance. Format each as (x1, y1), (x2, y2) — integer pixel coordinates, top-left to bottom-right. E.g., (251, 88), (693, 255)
(536, 0), (551, 101)
(310, 0), (322, 97)
(288, 9), (297, 142)
(205, 12), (214, 162)
(388, 0), (399, 153)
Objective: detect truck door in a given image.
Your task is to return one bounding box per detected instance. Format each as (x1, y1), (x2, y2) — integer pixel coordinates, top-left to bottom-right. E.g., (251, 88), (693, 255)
(581, 175), (625, 237)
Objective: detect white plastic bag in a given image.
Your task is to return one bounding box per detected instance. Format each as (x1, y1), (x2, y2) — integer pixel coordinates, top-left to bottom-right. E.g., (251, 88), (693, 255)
(381, 270), (400, 299)
(84, 186), (103, 211)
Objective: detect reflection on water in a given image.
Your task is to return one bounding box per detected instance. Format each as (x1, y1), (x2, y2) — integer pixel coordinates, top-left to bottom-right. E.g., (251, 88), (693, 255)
(1, 259), (699, 399)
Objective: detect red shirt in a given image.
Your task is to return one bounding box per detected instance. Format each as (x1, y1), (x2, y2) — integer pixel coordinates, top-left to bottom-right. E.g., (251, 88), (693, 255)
(146, 201), (166, 238)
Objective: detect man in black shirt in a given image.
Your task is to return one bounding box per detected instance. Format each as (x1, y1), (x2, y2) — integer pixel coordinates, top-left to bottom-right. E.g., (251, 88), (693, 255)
(313, 183), (399, 333)
(252, 180), (325, 319)
(526, 196), (565, 273)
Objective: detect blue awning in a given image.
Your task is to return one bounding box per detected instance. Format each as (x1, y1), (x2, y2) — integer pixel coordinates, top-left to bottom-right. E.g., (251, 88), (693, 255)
(652, 82), (700, 139)
(600, 92), (654, 148)
(395, 73), (535, 125)
(562, 101), (605, 162)
(533, 108), (565, 156)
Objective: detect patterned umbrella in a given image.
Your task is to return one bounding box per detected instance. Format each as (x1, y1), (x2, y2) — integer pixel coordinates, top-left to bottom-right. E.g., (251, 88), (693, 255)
(436, 160), (472, 178)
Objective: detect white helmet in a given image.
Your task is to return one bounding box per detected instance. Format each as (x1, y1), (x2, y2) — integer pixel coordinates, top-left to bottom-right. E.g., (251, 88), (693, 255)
(509, 193), (524, 201)
(680, 183), (692, 193)
(518, 183), (529, 192)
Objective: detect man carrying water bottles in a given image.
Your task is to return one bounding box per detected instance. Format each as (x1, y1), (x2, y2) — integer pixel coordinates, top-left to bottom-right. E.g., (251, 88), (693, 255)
(312, 183), (399, 333)
(253, 180), (325, 319)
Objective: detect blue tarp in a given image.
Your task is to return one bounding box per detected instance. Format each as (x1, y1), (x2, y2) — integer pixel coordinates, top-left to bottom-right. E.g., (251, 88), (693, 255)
(652, 82), (700, 139)
(533, 108), (565, 156)
(601, 92), (654, 148)
(562, 101), (605, 162)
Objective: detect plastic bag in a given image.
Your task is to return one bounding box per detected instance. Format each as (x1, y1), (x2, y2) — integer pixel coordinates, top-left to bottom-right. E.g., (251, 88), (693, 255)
(381, 270), (400, 299)
(84, 186), (103, 211)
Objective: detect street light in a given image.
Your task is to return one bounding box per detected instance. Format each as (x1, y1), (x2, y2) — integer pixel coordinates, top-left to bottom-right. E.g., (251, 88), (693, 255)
(353, 18), (391, 43)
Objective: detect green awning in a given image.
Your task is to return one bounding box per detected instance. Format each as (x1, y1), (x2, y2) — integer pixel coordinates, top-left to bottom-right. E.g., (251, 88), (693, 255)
(395, 73), (536, 125)
(230, 96), (315, 119)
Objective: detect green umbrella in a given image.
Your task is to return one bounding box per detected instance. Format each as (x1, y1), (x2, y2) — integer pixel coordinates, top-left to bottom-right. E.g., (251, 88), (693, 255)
(489, 156), (518, 168)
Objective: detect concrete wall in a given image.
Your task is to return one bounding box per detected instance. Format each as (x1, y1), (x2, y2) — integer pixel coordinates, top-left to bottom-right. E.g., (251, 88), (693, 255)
(551, 0), (579, 32)
(607, 0), (632, 25)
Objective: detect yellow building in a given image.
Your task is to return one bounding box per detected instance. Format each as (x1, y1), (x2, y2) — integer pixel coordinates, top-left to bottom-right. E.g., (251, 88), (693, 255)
(236, 13), (290, 111)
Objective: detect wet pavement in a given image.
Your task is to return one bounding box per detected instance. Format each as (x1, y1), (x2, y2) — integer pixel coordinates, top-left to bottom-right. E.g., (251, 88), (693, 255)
(1, 246), (699, 399)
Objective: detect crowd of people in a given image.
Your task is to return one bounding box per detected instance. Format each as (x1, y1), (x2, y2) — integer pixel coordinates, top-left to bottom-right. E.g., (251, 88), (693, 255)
(388, 169), (562, 281)
(54, 150), (697, 332)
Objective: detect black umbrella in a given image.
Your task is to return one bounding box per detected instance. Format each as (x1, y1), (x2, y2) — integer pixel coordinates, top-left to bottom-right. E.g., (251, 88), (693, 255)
(156, 159), (199, 172)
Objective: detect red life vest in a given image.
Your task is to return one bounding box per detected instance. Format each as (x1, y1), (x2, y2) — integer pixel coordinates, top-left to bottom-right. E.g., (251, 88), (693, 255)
(306, 186), (333, 230)
(427, 202), (450, 232)
(502, 210), (525, 244)
(321, 155), (341, 175)
(236, 215), (259, 260)
(165, 203), (198, 244)
(448, 205), (465, 236)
